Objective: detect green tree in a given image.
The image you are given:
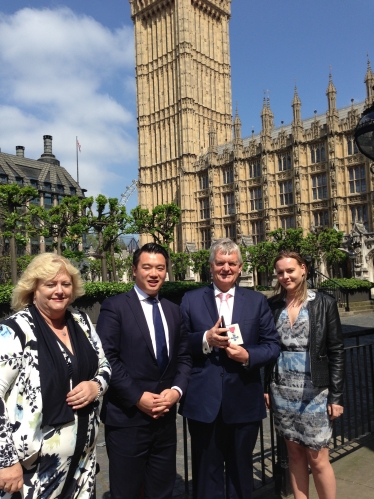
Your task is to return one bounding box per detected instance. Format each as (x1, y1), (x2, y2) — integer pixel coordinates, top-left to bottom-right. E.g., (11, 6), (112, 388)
(87, 196), (132, 282)
(0, 184), (39, 284)
(246, 241), (278, 289)
(29, 196), (91, 255)
(131, 203), (182, 282)
(317, 228), (347, 273)
(190, 250), (210, 282)
(170, 252), (192, 281)
(269, 228), (305, 253)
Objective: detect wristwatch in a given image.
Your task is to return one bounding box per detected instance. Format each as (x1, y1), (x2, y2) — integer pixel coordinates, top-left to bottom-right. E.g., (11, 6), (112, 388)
(242, 351), (250, 368)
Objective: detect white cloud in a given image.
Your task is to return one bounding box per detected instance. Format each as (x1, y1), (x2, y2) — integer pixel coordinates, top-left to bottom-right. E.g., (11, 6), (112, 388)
(0, 7), (138, 200)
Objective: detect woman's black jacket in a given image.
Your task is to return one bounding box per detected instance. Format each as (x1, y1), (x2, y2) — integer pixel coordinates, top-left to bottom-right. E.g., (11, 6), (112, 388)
(265, 292), (345, 406)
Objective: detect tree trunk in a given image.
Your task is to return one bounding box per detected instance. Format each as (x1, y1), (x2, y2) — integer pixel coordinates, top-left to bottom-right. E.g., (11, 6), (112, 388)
(110, 243), (118, 282)
(10, 234), (17, 285)
(167, 249), (175, 282)
(98, 232), (108, 282)
(57, 235), (62, 256)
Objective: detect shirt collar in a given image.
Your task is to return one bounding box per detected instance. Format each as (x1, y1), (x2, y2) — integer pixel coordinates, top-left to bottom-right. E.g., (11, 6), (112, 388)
(213, 283), (236, 297)
(134, 284), (159, 302)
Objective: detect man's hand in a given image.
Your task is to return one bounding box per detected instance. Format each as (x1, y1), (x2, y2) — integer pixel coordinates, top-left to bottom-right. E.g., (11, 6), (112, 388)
(136, 391), (169, 419)
(0, 462), (23, 493)
(225, 342), (249, 364)
(206, 317), (229, 348)
(136, 389), (181, 419)
(157, 389), (180, 410)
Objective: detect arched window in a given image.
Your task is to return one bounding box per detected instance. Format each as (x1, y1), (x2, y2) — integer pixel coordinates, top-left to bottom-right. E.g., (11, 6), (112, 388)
(311, 148), (315, 163)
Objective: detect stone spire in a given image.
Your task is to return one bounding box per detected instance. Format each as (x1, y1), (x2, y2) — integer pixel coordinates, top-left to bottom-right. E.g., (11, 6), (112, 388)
(365, 58), (374, 108)
(208, 122), (218, 164)
(260, 96), (274, 152)
(261, 97), (274, 133)
(292, 86), (301, 122)
(233, 108), (243, 157)
(208, 121), (217, 149)
(326, 72), (337, 111)
(326, 73), (339, 132)
(233, 108), (242, 140)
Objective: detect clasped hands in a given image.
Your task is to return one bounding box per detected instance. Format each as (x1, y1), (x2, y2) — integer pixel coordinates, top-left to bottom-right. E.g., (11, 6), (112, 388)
(206, 317), (249, 364)
(136, 389), (180, 419)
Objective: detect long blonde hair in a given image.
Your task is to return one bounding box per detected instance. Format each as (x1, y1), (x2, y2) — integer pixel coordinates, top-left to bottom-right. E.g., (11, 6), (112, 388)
(273, 250), (308, 303)
(11, 253), (85, 311)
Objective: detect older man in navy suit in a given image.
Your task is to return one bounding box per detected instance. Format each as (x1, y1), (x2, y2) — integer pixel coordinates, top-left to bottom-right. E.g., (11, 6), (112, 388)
(97, 243), (191, 499)
(179, 238), (280, 499)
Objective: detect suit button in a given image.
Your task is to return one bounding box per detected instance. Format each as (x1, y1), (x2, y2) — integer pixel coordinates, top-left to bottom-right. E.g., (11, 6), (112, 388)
(220, 373), (224, 377)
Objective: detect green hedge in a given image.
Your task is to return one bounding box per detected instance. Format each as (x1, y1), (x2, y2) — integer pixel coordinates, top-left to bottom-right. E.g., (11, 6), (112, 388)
(318, 278), (374, 291)
(2, 279), (370, 307)
(0, 281), (210, 306)
(75, 281), (209, 306)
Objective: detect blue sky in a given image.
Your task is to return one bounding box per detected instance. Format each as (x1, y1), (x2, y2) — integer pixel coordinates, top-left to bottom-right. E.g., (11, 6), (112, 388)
(0, 0), (373, 211)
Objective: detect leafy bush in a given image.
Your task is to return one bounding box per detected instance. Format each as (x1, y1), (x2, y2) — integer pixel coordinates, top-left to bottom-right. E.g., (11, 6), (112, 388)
(318, 278), (373, 291)
(0, 284), (14, 304)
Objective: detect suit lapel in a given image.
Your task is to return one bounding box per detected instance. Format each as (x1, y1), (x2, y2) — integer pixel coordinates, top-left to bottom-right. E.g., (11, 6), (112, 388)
(126, 289), (156, 361)
(203, 285), (219, 324)
(232, 285), (245, 324)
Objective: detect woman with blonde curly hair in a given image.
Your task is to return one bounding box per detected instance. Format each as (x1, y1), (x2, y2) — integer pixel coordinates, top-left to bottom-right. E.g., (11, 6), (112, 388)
(0, 253), (111, 499)
(265, 250), (345, 499)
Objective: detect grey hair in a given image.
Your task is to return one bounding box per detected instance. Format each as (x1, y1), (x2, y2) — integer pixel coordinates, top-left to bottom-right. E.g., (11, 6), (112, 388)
(209, 238), (243, 264)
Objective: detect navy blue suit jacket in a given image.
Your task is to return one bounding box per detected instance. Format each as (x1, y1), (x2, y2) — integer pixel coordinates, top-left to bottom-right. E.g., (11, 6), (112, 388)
(179, 285), (280, 424)
(97, 288), (192, 427)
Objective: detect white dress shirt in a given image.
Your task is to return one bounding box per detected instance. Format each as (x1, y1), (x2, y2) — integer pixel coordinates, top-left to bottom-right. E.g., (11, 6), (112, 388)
(202, 284), (236, 354)
(134, 285), (182, 397)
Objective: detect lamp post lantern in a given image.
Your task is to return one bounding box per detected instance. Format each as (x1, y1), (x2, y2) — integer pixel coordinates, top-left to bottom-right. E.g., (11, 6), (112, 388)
(354, 103), (374, 161)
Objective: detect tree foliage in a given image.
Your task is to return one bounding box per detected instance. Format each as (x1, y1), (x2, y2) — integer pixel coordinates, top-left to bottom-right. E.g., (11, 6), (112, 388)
(243, 227), (347, 288)
(86, 196), (132, 282)
(0, 184), (39, 284)
(29, 196), (91, 255)
(131, 203), (181, 281)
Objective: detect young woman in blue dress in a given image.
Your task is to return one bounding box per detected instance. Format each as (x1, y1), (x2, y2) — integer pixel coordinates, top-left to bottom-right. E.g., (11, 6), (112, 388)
(265, 251), (345, 499)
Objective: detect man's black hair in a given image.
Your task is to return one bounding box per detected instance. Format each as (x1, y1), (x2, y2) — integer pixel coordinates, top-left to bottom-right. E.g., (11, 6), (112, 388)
(132, 243), (169, 268)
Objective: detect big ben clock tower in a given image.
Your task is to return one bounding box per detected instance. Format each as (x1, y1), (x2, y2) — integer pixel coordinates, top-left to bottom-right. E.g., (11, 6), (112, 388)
(129, 0), (233, 249)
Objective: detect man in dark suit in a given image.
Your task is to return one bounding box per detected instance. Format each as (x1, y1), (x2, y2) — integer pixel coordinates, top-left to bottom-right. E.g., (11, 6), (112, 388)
(97, 243), (191, 499)
(179, 238), (280, 499)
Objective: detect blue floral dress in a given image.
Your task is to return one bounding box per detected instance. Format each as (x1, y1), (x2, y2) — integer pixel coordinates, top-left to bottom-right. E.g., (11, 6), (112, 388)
(270, 291), (332, 450)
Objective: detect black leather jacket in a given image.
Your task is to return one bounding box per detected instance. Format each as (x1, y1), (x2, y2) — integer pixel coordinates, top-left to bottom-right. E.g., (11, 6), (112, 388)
(266, 291), (345, 406)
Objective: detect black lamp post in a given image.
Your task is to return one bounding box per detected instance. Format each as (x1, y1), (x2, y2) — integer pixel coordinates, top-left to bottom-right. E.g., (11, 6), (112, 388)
(354, 103), (374, 161)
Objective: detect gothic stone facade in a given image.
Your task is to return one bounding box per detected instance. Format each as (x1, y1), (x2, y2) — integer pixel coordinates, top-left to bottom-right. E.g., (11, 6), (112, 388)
(129, 0), (374, 278)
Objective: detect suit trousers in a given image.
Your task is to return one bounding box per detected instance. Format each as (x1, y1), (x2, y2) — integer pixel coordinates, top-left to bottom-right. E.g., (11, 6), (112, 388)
(105, 419), (177, 499)
(188, 410), (260, 499)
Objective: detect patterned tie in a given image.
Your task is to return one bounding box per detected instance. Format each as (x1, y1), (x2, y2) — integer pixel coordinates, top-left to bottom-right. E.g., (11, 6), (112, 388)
(218, 292), (231, 326)
(148, 297), (168, 372)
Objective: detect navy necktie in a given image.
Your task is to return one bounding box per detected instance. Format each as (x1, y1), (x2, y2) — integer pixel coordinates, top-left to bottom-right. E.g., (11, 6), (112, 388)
(148, 297), (168, 372)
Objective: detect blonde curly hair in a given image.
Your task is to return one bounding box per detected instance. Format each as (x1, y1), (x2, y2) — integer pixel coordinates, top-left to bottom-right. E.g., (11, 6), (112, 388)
(11, 253), (85, 311)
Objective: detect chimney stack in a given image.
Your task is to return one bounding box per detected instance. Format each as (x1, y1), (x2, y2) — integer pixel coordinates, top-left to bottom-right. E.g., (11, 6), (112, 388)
(16, 146), (25, 158)
(38, 135), (60, 166)
(43, 135), (53, 155)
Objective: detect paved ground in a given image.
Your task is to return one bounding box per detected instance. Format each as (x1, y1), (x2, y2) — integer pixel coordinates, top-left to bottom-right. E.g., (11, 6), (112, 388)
(95, 311), (374, 499)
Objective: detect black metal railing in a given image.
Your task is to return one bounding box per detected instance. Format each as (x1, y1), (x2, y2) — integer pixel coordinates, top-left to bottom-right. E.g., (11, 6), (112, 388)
(180, 328), (374, 497)
(308, 267), (350, 311)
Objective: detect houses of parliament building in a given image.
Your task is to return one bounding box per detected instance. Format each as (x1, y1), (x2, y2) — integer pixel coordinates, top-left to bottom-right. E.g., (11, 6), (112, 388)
(128, 0), (374, 280)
